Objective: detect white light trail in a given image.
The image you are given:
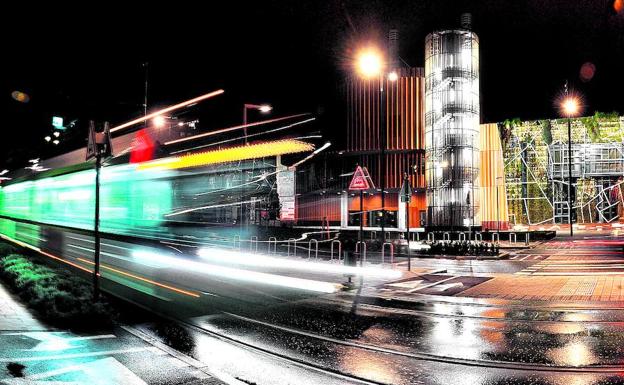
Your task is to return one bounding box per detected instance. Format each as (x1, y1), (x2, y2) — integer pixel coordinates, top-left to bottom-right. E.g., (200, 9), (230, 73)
(196, 248), (402, 280)
(165, 199), (261, 217)
(110, 89), (225, 133)
(164, 113), (311, 146)
(132, 250), (341, 293)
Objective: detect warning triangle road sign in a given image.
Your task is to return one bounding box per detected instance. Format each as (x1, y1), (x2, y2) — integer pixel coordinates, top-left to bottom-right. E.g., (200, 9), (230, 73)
(349, 166), (375, 190)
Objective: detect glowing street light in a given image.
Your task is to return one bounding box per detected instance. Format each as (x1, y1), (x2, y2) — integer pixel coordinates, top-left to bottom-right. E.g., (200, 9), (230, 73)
(258, 104), (273, 113)
(243, 103), (273, 144)
(44, 136), (51, 142)
(561, 96), (580, 118)
(53, 131), (60, 137)
(356, 48), (384, 78)
(558, 83), (584, 237)
(53, 140), (60, 145)
(153, 115), (166, 128)
(353, 46), (398, 242)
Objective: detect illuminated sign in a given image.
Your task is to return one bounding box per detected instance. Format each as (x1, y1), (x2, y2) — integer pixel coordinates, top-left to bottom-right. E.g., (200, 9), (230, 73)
(349, 166), (374, 190)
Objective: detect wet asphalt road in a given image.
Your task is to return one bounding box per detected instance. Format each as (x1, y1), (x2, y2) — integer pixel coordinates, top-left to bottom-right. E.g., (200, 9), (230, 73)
(18, 226), (624, 384)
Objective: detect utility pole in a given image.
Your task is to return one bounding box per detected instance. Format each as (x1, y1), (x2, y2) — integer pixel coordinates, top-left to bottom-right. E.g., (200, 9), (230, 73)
(86, 121), (113, 300)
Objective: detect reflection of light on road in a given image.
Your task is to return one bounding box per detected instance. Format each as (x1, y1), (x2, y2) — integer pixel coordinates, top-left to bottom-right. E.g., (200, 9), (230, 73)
(431, 317), (481, 360)
(336, 346), (402, 385)
(433, 370), (484, 385)
(549, 340), (597, 366)
(133, 250), (341, 293)
(197, 248), (402, 279)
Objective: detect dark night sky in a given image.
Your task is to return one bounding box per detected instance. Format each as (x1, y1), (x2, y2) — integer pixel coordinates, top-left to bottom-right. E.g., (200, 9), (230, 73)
(3, 0), (623, 169)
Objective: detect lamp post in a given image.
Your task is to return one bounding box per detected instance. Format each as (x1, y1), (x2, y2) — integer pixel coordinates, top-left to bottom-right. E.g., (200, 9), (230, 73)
(496, 176), (503, 235)
(355, 47), (398, 242)
(243, 104), (272, 144)
(560, 85), (580, 237)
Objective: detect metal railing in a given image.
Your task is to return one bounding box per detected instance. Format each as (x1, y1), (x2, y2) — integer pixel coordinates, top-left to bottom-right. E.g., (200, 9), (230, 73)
(330, 240), (342, 261)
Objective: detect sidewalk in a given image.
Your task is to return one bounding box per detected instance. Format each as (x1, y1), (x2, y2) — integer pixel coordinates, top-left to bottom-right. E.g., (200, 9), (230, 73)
(0, 281), (227, 384)
(457, 275), (624, 302)
(0, 283), (46, 331)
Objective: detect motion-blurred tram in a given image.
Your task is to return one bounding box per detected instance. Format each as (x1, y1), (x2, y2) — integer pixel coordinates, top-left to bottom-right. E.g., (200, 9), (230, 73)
(0, 138), (314, 249)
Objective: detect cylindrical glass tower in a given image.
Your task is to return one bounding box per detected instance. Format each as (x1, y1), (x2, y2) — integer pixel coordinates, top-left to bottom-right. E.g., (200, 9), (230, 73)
(425, 29), (480, 228)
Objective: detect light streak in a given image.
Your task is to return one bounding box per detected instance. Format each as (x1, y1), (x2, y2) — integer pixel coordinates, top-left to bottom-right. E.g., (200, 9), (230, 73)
(196, 248), (402, 280)
(0, 234), (93, 274)
(133, 250), (341, 293)
(137, 139), (314, 171)
(76, 258), (200, 298)
(164, 113), (311, 146)
(170, 117), (316, 155)
(165, 199), (260, 217)
(110, 89), (224, 133)
(289, 141), (331, 168)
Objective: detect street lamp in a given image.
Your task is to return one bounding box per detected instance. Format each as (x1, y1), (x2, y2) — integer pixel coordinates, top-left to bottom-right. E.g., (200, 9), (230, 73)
(243, 104), (272, 144)
(496, 176), (504, 235)
(354, 47), (398, 242)
(559, 88), (581, 237)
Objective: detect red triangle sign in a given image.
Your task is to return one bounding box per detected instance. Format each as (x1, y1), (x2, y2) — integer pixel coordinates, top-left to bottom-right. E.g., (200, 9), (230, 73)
(349, 166), (371, 190)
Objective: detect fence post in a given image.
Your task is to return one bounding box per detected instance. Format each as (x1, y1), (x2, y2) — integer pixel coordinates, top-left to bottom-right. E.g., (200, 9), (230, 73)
(459, 232), (466, 242)
(370, 231), (376, 241)
(510, 232), (517, 244)
(233, 235), (240, 250)
(428, 232), (435, 241)
(525, 232), (530, 246)
(443, 232), (450, 241)
(475, 232), (482, 242)
(493, 232), (500, 243)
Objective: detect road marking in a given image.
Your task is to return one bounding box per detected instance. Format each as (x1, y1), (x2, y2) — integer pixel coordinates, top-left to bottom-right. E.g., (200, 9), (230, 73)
(407, 275), (459, 293)
(2, 357), (148, 385)
(0, 347), (156, 362)
(2, 332), (116, 352)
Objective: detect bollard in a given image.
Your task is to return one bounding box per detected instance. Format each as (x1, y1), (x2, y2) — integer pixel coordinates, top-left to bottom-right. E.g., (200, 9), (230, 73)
(250, 236), (258, 253)
(356, 241), (367, 265)
(308, 239), (319, 259)
(330, 240), (342, 261)
(268, 237), (277, 254)
(381, 242), (394, 265)
(287, 238), (297, 257)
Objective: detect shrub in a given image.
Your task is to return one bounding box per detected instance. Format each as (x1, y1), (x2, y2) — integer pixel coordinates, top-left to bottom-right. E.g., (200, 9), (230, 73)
(0, 253), (115, 330)
(0, 242), (16, 258)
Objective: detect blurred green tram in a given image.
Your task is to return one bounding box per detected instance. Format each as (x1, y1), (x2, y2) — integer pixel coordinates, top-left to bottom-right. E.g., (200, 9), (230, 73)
(0, 157), (281, 248)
